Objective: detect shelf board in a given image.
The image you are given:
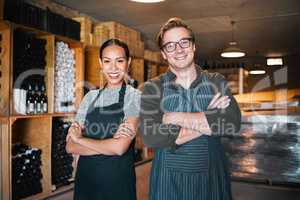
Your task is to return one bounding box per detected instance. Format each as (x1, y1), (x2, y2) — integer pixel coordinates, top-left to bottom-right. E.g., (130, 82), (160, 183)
(7, 21), (83, 47)
(50, 183), (74, 197)
(0, 117), (9, 123)
(9, 113), (76, 119)
(21, 183), (74, 200)
(11, 22), (51, 36)
(21, 191), (49, 200)
(55, 34), (83, 48)
(51, 112), (76, 117)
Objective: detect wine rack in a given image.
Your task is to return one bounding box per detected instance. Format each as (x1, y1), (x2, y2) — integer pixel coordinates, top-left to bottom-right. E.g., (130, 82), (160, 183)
(0, 19), (84, 200)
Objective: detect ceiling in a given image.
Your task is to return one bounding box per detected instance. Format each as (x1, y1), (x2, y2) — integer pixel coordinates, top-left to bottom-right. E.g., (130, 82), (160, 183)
(53, 0), (300, 59)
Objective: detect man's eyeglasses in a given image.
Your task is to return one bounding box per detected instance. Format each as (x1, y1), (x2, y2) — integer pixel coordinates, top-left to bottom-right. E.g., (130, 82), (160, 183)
(162, 38), (193, 53)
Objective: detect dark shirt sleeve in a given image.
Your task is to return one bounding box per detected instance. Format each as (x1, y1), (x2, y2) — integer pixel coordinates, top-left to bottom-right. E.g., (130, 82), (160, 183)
(138, 78), (181, 148)
(205, 73), (242, 135)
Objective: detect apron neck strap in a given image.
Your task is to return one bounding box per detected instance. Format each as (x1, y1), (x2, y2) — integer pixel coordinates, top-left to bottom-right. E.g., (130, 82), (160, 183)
(91, 81), (127, 107)
(118, 81), (127, 103)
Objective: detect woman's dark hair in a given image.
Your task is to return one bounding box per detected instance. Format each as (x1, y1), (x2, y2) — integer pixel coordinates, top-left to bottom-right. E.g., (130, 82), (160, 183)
(157, 17), (195, 49)
(99, 39), (130, 60)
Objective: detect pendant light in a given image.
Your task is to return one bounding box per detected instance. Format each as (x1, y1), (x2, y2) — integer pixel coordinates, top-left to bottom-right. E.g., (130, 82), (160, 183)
(130, 0), (165, 3)
(221, 21), (246, 58)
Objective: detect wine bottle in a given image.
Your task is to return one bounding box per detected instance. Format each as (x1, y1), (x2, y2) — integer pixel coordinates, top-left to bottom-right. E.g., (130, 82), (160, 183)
(26, 85), (35, 114)
(41, 84), (48, 113)
(34, 84), (42, 114)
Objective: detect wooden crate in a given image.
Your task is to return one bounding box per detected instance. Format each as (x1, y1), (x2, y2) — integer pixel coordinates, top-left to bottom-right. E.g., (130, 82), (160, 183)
(93, 24), (110, 46)
(0, 21), (11, 117)
(73, 17), (92, 45)
(130, 58), (144, 86)
(100, 21), (143, 57)
(144, 50), (162, 63)
(85, 46), (106, 89)
(134, 41), (144, 58)
(148, 63), (158, 79)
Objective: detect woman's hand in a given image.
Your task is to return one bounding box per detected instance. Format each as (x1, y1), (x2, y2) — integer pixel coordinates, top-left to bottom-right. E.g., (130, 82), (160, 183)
(66, 122), (84, 143)
(113, 122), (136, 139)
(207, 92), (230, 110)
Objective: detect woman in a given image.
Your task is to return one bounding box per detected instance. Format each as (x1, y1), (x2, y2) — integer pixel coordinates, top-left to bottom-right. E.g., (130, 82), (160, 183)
(66, 39), (141, 200)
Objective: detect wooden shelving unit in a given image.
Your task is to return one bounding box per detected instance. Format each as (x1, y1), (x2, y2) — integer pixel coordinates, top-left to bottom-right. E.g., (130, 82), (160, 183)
(0, 19), (84, 200)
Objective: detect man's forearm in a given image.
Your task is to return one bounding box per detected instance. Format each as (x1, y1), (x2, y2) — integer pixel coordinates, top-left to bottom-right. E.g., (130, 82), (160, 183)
(164, 112), (212, 134)
(175, 127), (203, 145)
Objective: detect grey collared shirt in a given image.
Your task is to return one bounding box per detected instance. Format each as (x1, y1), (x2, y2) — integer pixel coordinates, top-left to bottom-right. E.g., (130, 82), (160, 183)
(75, 85), (141, 125)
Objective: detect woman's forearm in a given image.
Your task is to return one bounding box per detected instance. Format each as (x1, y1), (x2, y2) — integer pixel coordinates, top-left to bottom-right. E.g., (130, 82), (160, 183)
(76, 137), (132, 156)
(66, 139), (100, 155)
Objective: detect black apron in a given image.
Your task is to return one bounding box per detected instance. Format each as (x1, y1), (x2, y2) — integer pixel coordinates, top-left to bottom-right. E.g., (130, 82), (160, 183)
(74, 83), (136, 200)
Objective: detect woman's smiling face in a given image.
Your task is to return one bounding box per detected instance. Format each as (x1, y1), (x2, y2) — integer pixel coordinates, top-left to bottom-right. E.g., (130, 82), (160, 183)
(100, 45), (131, 88)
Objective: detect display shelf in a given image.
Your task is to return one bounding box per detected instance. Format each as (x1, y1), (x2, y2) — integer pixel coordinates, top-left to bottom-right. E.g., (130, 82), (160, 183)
(0, 19), (84, 199)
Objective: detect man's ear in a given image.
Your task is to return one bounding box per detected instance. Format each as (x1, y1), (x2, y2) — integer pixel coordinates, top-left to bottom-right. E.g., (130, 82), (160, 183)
(128, 57), (132, 67)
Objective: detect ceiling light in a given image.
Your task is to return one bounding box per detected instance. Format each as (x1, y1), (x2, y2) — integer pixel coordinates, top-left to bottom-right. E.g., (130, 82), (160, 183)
(221, 21), (246, 58)
(249, 70), (266, 75)
(221, 42), (246, 58)
(130, 0), (165, 3)
(267, 58), (283, 66)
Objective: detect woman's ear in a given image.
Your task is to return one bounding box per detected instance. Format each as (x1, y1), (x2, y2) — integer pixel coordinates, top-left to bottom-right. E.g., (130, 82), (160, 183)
(99, 58), (102, 65)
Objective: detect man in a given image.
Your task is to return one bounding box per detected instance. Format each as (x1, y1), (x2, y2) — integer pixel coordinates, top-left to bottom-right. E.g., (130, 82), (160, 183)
(139, 17), (241, 200)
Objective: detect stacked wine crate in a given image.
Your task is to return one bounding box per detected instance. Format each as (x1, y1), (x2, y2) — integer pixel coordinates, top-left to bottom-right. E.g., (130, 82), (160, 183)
(130, 58), (145, 85)
(144, 50), (162, 63)
(93, 23), (110, 47)
(144, 50), (162, 80)
(73, 16), (93, 45)
(86, 21), (144, 57)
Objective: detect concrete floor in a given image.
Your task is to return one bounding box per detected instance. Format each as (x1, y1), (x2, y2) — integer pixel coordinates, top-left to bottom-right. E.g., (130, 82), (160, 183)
(47, 162), (300, 200)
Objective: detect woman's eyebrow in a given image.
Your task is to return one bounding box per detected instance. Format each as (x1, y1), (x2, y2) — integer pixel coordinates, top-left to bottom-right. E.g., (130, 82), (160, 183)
(102, 56), (126, 59)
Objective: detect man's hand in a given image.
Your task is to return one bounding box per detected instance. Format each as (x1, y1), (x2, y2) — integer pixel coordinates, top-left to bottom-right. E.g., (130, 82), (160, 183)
(207, 92), (230, 110)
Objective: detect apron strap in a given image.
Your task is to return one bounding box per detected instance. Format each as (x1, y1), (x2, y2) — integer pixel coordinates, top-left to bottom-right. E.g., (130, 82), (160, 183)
(90, 82), (127, 108)
(118, 81), (127, 103)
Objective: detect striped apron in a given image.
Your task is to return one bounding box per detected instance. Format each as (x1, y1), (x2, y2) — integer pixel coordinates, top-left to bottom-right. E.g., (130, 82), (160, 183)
(149, 74), (232, 200)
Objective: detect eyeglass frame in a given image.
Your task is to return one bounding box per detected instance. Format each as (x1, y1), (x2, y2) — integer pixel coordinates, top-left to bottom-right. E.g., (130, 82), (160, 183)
(161, 37), (194, 53)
